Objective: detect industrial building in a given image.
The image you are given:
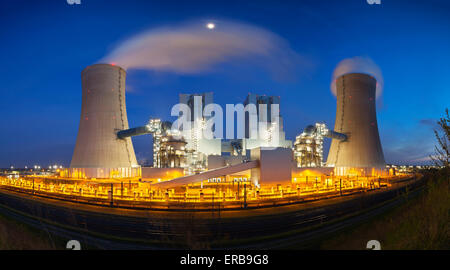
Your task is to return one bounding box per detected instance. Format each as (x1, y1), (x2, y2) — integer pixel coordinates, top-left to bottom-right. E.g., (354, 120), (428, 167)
(179, 92), (222, 173)
(243, 94), (292, 150)
(294, 123), (327, 167)
(158, 134), (187, 168)
(293, 123), (347, 168)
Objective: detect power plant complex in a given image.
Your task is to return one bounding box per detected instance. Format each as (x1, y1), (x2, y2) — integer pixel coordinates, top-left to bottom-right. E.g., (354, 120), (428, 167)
(0, 61), (407, 228)
(62, 63), (388, 189)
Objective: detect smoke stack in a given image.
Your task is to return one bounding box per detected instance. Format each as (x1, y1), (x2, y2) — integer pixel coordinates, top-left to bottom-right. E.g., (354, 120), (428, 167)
(326, 73), (385, 176)
(69, 64), (139, 178)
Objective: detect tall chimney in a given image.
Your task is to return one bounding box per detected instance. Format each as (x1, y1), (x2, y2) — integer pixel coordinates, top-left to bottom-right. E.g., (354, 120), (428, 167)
(326, 73), (385, 176)
(70, 64), (139, 178)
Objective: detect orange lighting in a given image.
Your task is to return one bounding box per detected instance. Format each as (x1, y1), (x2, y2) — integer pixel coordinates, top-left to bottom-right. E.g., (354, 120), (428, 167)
(0, 172), (407, 209)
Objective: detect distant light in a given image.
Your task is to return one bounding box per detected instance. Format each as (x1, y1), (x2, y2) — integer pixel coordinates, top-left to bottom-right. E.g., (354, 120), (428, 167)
(206, 23), (215, 30)
(110, 62), (116, 66)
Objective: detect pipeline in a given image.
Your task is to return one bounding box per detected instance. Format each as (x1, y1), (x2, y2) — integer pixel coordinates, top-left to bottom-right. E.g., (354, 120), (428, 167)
(117, 126), (151, 139)
(325, 130), (347, 141)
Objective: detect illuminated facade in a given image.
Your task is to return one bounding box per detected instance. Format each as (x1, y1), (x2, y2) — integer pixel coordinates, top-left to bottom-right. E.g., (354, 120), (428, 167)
(159, 135), (187, 168)
(294, 123), (326, 167)
(179, 92), (222, 173)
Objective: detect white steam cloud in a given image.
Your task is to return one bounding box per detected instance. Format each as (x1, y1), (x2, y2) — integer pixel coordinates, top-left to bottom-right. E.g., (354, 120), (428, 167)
(100, 20), (303, 80)
(330, 57), (384, 98)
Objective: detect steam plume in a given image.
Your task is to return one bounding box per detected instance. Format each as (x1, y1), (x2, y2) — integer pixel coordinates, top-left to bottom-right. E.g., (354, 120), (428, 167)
(330, 57), (384, 98)
(100, 20), (302, 80)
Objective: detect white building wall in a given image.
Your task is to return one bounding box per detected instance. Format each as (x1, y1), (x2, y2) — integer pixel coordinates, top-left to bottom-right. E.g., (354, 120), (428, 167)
(250, 147), (293, 186)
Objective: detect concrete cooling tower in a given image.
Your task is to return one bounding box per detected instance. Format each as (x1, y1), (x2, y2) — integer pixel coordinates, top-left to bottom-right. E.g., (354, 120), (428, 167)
(69, 64), (140, 179)
(326, 73), (386, 176)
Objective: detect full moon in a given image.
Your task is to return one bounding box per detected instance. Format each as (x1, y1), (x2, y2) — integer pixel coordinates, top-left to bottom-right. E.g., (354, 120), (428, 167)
(206, 23), (215, 29)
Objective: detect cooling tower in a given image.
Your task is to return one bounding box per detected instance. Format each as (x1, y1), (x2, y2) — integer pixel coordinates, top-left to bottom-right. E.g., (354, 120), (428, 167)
(69, 64), (140, 178)
(326, 73), (385, 176)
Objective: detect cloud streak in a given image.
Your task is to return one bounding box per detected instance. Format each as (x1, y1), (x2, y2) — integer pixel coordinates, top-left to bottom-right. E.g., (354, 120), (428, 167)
(101, 20), (305, 81)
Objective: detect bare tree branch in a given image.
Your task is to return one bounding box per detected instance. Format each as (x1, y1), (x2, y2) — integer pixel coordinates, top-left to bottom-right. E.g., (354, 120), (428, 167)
(430, 108), (450, 168)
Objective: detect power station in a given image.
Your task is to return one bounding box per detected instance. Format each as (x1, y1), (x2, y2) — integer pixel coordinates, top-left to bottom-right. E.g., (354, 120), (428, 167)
(63, 64), (389, 186)
(0, 62), (405, 223)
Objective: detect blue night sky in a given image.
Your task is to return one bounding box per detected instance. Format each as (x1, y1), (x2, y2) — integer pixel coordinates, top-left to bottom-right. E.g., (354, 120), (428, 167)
(0, 0), (449, 168)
